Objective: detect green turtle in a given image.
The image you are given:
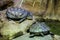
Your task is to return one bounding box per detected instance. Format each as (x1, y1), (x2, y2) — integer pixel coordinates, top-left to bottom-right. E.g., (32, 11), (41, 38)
(29, 22), (51, 37)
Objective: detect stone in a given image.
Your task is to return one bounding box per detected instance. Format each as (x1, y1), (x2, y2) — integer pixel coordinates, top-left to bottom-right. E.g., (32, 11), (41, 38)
(54, 35), (60, 40)
(0, 20), (35, 40)
(13, 33), (53, 40)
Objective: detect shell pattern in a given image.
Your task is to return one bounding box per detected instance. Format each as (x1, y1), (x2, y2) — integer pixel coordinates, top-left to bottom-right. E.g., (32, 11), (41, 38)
(30, 22), (50, 33)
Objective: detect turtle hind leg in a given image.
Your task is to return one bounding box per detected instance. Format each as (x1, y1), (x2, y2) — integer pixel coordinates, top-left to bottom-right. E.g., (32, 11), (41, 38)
(49, 32), (54, 37)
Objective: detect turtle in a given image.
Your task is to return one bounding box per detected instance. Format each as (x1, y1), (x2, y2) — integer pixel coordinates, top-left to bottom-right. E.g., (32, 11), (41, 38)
(29, 22), (51, 37)
(6, 7), (33, 23)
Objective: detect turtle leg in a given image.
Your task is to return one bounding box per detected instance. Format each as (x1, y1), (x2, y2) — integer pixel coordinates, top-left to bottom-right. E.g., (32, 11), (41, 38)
(40, 33), (44, 36)
(50, 32), (54, 37)
(19, 17), (27, 23)
(29, 34), (35, 38)
(29, 33), (35, 38)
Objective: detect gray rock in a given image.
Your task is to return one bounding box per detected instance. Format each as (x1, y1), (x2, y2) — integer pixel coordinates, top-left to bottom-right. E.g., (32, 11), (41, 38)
(13, 33), (53, 40)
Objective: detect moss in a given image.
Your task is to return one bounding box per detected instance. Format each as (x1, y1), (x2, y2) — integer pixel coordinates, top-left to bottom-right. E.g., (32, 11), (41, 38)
(45, 21), (60, 35)
(37, 18), (60, 35)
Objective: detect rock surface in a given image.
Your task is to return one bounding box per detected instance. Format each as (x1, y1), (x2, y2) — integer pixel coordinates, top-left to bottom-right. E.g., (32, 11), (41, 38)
(13, 33), (53, 40)
(54, 35), (60, 40)
(0, 20), (35, 40)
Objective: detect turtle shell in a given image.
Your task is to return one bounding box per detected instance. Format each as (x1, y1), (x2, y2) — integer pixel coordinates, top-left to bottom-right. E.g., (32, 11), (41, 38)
(6, 7), (29, 19)
(29, 22), (50, 33)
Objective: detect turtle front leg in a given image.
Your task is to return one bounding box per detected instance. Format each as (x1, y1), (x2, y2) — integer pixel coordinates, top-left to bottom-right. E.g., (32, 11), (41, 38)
(19, 17), (27, 23)
(29, 33), (35, 38)
(40, 33), (44, 37)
